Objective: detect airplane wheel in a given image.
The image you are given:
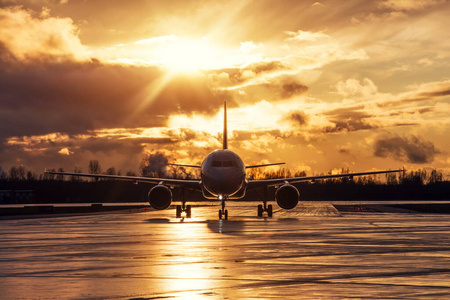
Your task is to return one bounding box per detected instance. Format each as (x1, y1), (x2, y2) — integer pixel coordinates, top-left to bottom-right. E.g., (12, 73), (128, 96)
(186, 205), (192, 218)
(219, 209), (222, 219)
(257, 205), (263, 217)
(224, 209), (228, 220)
(176, 205), (182, 218)
(268, 204), (273, 217)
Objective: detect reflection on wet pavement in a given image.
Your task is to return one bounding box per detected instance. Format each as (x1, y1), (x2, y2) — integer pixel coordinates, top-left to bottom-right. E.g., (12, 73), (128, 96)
(1, 202), (449, 299)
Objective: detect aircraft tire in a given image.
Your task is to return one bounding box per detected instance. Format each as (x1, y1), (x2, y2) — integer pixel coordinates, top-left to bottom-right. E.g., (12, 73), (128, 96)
(176, 205), (182, 218)
(224, 209), (228, 220)
(186, 205), (192, 218)
(219, 209), (222, 219)
(257, 205), (263, 217)
(268, 204), (273, 217)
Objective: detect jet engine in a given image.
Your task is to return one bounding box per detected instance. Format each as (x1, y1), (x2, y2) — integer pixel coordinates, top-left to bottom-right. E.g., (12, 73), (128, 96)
(148, 185), (172, 210)
(275, 183), (299, 209)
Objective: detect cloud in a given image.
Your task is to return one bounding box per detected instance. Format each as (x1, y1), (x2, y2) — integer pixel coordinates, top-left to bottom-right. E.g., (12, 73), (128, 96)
(324, 106), (376, 133)
(378, 79), (450, 107)
(335, 78), (378, 97)
(373, 133), (440, 163)
(0, 6), (87, 61)
(282, 81), (308, 98)
(58, 148), (73, 156)
(0, 48), (227, 140)
(141, 151), (170, 177)
(378, 0), (445, 11)
(289, 111), (309, 126)
(338, 147), (351, 155)
(284, 30), (330, 42)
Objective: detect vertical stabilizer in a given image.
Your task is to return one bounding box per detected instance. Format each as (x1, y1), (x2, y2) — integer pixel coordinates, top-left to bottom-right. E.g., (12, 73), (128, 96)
(223, 101), (228, 150)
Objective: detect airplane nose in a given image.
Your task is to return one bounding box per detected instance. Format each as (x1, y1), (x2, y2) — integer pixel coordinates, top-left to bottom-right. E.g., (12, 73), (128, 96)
(203, 170), (244, 196)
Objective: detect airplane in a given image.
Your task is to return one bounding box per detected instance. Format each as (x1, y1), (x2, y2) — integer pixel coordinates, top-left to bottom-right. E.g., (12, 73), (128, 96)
(45, 101), (401, 220)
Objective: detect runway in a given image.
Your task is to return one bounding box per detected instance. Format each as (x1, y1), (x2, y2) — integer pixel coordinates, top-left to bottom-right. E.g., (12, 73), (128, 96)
(1, 202), (450, 299)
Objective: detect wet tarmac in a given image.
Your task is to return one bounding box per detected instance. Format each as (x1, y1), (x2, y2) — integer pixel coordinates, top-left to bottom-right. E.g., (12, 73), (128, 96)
(1, 202), (450, 299)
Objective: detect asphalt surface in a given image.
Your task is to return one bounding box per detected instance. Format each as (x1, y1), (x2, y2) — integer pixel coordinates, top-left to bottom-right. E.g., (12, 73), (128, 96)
(1, 202), (450, 299)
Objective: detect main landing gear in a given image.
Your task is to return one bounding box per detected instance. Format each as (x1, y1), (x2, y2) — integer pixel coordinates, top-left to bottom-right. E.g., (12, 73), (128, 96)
(176, 203), (191, 218)
(257, 203), (273, 217)
(258, 187), (273, 217)
(175, 188), (191, 218)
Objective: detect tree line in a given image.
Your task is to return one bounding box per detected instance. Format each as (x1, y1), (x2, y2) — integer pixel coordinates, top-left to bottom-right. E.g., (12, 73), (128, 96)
(0, 159), (448, 204)
(1, 159), (446, 185)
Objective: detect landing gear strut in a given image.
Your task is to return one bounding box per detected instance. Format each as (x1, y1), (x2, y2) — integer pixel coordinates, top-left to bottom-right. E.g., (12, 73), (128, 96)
(257, 187), (273, 218)
(218, 196), (228, 220)
(176, 188), (191, 218)
(176, 203), (191, 218)
(257, 204), (273, 217)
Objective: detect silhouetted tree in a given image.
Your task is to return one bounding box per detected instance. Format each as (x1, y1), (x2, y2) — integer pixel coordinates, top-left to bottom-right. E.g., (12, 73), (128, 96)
(9, 166), (26, 181)
(44, 168), (56, 180)
(429, 169), (443, 184)
(88, 160), (102, 175)
(0, 167), (7, 180)
(126, 171), (136, 176)
(386, 173), (398, 185)
(106, 167), (116, 175)
(401, 170), (426, 186)
(26, 171), (37, 181)
(57, 168), (65, 181)
(70, 167), (83, 182)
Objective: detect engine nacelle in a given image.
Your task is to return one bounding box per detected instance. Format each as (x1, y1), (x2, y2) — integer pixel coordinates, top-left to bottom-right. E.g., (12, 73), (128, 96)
(148, 185), (172, 210)
(275, 184), (299, 209)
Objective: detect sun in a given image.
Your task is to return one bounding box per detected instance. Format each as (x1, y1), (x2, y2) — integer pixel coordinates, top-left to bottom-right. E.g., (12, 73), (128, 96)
(156, 38), (224, 73)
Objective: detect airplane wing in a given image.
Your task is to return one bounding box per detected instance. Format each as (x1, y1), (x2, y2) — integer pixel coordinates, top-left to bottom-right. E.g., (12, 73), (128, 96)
(246, 162), (285, 169)
(44, 171), (202, 190)
(247, 169), (402, 189)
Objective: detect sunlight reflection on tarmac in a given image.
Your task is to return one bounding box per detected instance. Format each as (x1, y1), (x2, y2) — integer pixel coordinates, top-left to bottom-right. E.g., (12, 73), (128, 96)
(1, 202), (450, 299)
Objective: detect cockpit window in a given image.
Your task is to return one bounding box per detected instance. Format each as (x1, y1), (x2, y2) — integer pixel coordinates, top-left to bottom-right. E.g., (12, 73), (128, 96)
(212, 161), (222, 167)
(223, 161), (233, 167)
(211, 161), (234, 167)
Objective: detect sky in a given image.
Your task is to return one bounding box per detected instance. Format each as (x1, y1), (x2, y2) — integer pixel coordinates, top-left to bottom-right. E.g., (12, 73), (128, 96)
(0, 0), (449, 177)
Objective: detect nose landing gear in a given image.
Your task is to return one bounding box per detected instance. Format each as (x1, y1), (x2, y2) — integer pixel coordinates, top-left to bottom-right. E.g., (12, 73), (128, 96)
(218, 195), (228, 220)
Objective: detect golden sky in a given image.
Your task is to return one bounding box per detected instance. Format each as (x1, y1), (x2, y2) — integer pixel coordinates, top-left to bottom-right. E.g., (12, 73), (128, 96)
(0, 0), (449, 177)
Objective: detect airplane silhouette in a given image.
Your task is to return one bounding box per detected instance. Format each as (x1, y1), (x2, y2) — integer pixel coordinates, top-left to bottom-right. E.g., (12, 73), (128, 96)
(46, 101), (401, 220)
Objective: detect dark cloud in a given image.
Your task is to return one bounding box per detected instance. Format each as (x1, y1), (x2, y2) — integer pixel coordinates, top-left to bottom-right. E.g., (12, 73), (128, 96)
(373, 133), (440, 163)
(0, 131), (181, 175)
(213, 60), (288, 86)
(289, 110), (309, 126)
(282, 81), (308, 98)
(338, 147), (351, 155)
(141, 151), (170, 177)
(394, 123), (419, 127)
(324, 106), (375, 133)
(378, 82), (450, 108)
(250, 61), (287, 74)
(226, 74), (308, 104)
(419, 88), (450, 98)
(0, 41), (226, 173)
(388, 107), (434, 116)
(0, 46), (224, 140)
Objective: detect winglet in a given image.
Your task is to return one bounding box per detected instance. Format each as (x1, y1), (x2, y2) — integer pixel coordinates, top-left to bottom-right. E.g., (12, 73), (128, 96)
(223, 100), (228, 150)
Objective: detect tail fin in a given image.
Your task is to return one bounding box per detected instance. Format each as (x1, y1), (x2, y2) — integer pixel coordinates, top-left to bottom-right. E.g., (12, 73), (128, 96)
(223, 100), (228, 150)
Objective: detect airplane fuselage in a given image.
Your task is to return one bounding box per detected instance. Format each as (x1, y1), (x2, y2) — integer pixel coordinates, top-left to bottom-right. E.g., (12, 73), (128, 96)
(201, 149), (247, 199)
